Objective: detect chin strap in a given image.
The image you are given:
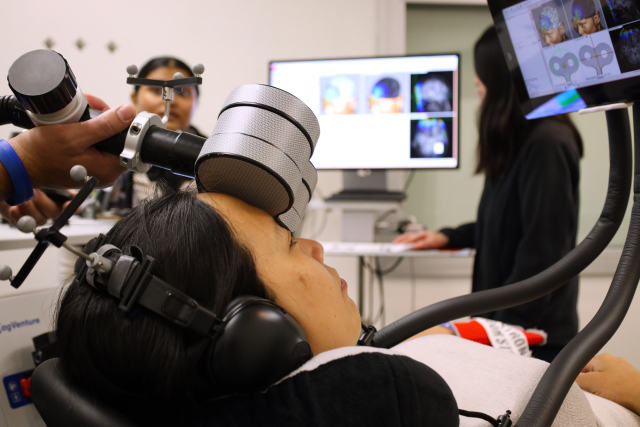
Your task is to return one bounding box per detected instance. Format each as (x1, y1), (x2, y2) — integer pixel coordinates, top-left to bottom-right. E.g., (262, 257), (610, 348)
(357, 324), (377, 346)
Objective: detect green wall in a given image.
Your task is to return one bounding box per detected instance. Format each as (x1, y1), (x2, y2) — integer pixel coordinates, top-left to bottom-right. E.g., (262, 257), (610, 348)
(405, 4), (631, 246)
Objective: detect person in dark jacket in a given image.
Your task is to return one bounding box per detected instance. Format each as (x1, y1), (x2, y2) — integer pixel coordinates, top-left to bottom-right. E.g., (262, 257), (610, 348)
(395, 26), (584, 362)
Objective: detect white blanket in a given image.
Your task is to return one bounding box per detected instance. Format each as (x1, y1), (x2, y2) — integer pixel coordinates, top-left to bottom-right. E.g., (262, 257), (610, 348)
(394, 335), (640, 426)
(287, 335), (640, 426)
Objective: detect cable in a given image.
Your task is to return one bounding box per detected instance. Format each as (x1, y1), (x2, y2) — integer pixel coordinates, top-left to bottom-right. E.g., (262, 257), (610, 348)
(375, 208), (397, 224)
(314, 186), (325, 200)
(303, 185), (328, 240)
(368, 256), (375, 325)
(309, 208), (329, 240)
(0, 95), (32, 129)
(368, 257), (387, 327)
(371, 108), (633, 349)
(459, 409), (499, 426)
(364, 257), (404, 275)
(403, 169), (416, 192)
(516, 105), (640, 427)
(410, 258), (416, 313)
(376, 257), (386, 327)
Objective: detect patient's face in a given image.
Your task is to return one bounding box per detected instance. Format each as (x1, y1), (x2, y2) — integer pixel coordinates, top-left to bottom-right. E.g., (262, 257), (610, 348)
(542, 24), (567, 46)
(130, 66), (196, 131)
(199, 193), (362, 355)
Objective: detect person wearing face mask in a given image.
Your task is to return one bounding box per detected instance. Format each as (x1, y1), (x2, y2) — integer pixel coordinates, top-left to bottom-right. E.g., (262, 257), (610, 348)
(395, 26), (584, 363)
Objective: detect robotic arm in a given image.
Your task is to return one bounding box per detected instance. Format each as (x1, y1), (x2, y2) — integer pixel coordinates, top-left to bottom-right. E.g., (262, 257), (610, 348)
(0, 49), (318, 289)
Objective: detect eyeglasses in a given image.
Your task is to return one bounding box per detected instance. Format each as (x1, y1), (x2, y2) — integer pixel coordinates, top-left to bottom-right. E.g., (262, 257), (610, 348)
(146, 86), (194, 99)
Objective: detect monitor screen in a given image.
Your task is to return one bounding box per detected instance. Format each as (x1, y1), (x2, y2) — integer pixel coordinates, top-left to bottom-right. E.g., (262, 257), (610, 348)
(488, 0), (640, 117)
(269, 55), (460, 170)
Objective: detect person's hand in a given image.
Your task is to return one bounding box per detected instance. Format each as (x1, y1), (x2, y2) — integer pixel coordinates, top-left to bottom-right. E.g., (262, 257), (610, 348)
(8, 93), (135, 189)
(393, 230), (449, 250)
(576, 353), (640, 415)
(0, 189), (74, 226)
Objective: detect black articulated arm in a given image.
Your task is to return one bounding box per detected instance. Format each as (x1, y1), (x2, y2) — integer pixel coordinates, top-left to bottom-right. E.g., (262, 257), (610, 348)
(0, 95), (34, 129)
(371, 108), (632, 349)
(515, 106), (640, 427)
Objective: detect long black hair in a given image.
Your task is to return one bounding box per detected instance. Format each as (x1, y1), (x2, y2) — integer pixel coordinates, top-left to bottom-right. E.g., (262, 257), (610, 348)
(55, 187), (270, 426)
(474, 26), (583, 179)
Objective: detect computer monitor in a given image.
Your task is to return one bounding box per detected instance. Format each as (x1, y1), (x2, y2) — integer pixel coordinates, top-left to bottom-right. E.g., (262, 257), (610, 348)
(269, 55), (460, 170)
(488, 0), (640, 118)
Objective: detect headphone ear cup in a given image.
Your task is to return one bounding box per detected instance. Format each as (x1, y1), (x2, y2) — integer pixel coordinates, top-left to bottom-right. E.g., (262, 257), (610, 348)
(206, 296), (312, 394)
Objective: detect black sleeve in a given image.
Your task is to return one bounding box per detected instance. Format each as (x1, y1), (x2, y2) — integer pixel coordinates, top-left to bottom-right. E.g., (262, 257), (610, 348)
(203, 353), (460, 427)
(494, 133), (579, 327)
(440, 222), (476, 249)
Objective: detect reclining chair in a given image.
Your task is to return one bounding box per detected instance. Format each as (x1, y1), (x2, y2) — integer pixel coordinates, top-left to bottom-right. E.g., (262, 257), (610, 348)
(30, 358), (138, 427)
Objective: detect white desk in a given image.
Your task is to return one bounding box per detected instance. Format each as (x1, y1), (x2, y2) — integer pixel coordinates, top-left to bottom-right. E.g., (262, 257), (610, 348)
(319, 241), (474, 316)
(320, 242), (473, 258)
(0, 219), (117, 251)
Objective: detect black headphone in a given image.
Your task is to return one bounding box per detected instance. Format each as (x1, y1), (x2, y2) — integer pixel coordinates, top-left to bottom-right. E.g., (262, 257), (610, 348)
(72, 233), (313, 394)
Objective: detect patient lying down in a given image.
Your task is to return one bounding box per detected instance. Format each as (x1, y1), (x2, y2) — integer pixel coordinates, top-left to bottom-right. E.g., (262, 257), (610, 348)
(54, 188), (640, 427)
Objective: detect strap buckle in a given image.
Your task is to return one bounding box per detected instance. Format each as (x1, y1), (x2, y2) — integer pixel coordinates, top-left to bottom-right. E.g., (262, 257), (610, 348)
(118, 256), (155, 313)
(357, 325), (377, 346)
(161, 291), (197, 326)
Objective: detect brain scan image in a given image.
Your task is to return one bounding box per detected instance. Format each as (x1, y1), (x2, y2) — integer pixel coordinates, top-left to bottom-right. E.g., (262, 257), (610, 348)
(571, 0), (604, 36)
(411, 119), (450, 158)
(602, 0), (640, 26)
(321, 76), (357, 115)
(537, 4), (569, 46)
(616, 26), (640, 71)
(369, 77), (404, 114)
(548, 50), (580, 82)
(412, 73), (453, 113)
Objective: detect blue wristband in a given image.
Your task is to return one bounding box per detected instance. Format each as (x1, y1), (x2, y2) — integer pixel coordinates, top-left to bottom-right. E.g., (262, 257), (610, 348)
(0, 139), (33, 206)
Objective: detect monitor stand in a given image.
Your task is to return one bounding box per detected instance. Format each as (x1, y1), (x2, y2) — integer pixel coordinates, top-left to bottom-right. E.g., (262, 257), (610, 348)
(324, 170), (405, 242)
(325, 170), (406, 202)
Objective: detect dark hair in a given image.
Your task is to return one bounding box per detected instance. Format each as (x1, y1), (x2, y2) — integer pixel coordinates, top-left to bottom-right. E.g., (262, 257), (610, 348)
(134, 56), (200, 96)
(372, 77), (401, 98)
(572, 0), (597, 20)
(474, 26), (583, 179)
(55, 187), (269, 426)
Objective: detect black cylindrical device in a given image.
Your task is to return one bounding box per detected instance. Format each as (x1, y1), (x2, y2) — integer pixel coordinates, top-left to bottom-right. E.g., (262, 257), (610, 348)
(7, 49), (91, 126)
(141, 127), (206, 177)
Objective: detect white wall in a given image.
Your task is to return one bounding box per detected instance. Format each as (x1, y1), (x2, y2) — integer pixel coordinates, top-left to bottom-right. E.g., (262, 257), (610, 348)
(0, 0), (381, 301)
(0, 0), (378, 140)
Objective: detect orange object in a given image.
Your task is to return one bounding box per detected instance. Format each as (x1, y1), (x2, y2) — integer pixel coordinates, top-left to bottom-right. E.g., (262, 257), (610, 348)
(453, 319), (546, 348)
(20, 377), (31, 398)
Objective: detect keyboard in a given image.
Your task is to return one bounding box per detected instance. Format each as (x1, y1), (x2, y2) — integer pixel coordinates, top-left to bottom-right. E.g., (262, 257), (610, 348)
(325, 191), (406, 202)
(319, 242), (414, 254)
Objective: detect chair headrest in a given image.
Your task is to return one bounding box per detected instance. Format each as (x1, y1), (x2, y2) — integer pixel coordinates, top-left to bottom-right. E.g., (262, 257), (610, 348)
(30, 358), (139, 427)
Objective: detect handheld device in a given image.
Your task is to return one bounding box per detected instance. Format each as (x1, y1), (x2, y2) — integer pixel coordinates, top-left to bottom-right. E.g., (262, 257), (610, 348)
(1, 50), (317, 234)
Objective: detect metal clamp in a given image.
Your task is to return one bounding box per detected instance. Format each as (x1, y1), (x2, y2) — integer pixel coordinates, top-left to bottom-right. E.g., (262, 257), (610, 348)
(579, 102), (634, 115)
(120, 112), (164, 173)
